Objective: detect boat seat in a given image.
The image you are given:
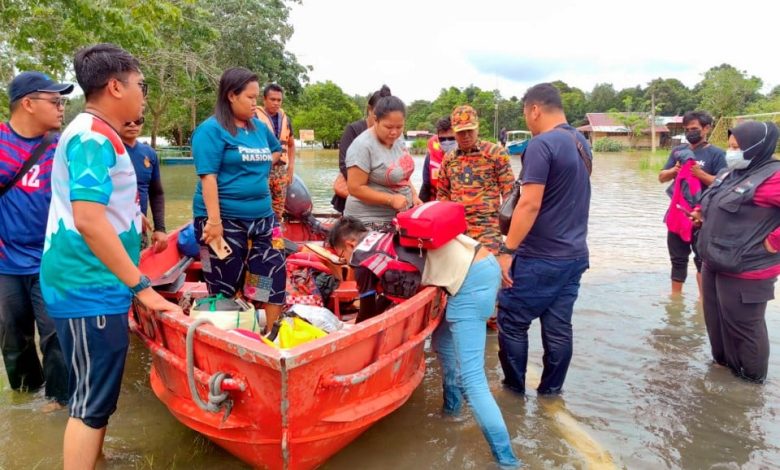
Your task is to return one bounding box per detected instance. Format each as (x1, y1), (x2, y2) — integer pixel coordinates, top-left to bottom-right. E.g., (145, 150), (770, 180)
(330, 280), (358, 319)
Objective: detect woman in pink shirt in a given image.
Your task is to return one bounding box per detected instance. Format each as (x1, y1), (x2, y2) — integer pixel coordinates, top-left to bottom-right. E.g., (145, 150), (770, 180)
(694, 120), (780, 383)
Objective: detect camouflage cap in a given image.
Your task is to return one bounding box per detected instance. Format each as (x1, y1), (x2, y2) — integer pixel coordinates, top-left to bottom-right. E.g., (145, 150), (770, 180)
(451, 105), (479, 132)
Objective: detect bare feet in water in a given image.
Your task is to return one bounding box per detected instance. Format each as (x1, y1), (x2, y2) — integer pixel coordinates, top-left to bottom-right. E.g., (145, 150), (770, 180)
(40, 401), (66, 413)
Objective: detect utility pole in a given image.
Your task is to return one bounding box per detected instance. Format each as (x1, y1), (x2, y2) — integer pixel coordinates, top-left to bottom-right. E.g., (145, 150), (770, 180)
(494, 101), (499, 140)
(650, 91), (656, 154)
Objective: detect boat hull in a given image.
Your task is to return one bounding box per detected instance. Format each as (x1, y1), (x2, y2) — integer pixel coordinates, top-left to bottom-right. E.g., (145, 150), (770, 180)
(130, 229), (443, 469)
(507, 140), (529, 155)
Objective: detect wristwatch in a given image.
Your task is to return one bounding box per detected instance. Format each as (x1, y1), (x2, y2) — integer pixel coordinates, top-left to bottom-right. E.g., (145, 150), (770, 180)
(498, 244), (516, 256)
(130, 275), (152, 296)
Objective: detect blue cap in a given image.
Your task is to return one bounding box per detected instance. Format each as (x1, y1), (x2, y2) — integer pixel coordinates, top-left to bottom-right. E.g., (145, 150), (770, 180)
(8, 71), (74, 102)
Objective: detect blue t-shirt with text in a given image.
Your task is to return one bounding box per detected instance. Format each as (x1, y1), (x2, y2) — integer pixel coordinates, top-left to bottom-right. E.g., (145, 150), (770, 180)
(519, 124), (591, 260)
(192, 116), (281, 220)
(126, 141), (160, 215)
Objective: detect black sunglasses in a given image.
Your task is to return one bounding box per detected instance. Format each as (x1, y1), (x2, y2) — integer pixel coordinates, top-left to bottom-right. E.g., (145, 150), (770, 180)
(28, 96), (68, 107)
(117, 79), (148, 97)
(124, 117), (145, 126)
(439, 136), (456, 142)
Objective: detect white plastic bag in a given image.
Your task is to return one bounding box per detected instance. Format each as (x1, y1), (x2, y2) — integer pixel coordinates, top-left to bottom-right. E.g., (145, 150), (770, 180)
(288, 304), (344, 333)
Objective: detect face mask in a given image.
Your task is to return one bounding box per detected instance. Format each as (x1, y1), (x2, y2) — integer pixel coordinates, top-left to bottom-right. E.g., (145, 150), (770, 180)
(685, 129), (703, 145)
(725, 149), (750, 170)
(440, 140), (458, 153)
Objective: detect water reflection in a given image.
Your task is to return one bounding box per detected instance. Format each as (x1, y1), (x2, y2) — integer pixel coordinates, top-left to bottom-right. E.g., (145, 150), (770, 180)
(1, 151), (779, 469)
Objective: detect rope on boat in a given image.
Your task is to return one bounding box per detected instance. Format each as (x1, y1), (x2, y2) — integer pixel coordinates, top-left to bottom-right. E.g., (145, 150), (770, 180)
(186, 317), (233, 420)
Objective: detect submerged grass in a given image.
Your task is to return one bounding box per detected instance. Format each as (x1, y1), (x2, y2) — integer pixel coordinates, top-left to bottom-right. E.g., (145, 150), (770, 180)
(637, 149), (669, 173)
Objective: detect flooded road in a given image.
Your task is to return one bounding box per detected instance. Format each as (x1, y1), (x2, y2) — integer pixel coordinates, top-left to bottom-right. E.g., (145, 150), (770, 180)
(2, 150), (778, 469)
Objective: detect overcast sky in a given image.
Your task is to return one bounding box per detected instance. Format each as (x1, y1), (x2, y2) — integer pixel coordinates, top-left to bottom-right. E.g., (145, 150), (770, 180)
(287, 0), (778, 102)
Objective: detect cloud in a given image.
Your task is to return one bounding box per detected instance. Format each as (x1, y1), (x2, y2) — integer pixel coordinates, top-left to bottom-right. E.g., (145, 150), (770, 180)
(467, 52), (695, 90)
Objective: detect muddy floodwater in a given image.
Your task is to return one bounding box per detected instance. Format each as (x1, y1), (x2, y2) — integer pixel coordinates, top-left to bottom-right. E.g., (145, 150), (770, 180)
(1, 150), (778, 469)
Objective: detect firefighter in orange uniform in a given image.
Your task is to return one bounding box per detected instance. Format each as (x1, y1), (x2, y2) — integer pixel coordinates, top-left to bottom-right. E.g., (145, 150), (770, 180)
(256, 83), (295, 222)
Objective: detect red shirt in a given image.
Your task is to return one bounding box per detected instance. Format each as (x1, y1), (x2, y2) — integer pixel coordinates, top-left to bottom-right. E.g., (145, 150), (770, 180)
(729, 170), (780, 279)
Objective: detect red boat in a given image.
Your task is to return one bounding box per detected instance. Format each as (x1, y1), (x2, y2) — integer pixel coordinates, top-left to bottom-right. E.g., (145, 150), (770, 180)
(129, 221), (443, 470)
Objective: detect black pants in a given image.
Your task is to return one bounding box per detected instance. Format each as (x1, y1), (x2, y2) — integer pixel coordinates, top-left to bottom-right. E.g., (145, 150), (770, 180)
(0, 273), (68, 403)
(702, 265), (774, 383)
(667, 231), (702, 282)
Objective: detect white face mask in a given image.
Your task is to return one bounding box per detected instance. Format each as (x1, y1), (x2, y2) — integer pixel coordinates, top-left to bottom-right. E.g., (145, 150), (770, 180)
(726, 122), (769, 170)
(725, 149), (750, 170)
(440, 140), (458, 153)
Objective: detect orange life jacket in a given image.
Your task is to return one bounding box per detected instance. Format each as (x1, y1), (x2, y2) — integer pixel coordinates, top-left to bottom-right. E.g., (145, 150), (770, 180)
(255, 108), (291, 164)
(427, 136), (445, 189)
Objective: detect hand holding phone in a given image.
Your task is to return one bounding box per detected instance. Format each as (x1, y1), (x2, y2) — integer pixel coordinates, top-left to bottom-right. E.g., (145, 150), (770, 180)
(208, 236), (232, 260)
(676, 204), (693, 217)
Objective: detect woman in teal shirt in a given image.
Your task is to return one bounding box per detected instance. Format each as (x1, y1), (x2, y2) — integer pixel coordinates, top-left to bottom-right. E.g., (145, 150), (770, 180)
(192, 67), (285, 327)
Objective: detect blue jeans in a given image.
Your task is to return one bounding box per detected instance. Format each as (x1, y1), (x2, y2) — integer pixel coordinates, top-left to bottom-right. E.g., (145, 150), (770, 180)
(432, 256), (520, 467)
(0, 273), (68, 403)
(497, 256), (589, 395)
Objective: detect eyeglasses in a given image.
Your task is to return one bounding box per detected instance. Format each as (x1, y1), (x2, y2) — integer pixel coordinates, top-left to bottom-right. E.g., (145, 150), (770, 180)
(439, 136), (456, 142)
(118, 79), (148, 97)
(29, 97), (68, 108)
(124, 117), (145, 126)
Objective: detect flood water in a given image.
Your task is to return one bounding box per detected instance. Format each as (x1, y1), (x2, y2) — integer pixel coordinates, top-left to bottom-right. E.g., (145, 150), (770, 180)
(2, 150), (778, 469)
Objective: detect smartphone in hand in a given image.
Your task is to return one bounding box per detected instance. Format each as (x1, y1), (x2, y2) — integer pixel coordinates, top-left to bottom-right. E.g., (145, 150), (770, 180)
(676, 204), (693, 217)
(208, 236), (232, 260)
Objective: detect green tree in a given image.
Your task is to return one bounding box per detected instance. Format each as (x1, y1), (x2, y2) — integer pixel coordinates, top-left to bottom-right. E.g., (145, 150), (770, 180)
(609, 112), (649, 148)
(644, 78), (695, 116)
(406, 100), (435, 132)
(695, 64), (763, 117)
(0, 0), (310, 142)
(291, 81), (361, 148)
(549, 80), (587, 126)
(497, 96), (525, 132)
(0, 0), (184, 119)
(616, 86), (645, 112)
(429, 85), (501, 139)
(201, 0), (309, 99)
(351, 94), (368, 115)
(588, 83), (619, 112)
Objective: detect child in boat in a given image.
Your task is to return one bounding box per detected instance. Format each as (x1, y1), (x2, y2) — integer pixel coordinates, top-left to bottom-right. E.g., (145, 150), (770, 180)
(327, 217), (521, 468)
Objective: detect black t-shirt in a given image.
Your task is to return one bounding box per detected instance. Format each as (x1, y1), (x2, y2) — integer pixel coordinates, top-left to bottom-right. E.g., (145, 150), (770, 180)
(663, 143), (727, 179)
(519, 124), (591, 260)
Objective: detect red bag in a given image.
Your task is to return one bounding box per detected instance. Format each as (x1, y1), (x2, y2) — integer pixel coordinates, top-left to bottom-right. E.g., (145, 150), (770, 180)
(394, 201), (467, 249)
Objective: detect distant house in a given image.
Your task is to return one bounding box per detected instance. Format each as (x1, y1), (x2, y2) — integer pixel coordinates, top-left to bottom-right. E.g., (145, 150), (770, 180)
(405, 130), (433, 140)
(577, 113), (670, 148)
(404, 130), (434, 153)
(657, 116), (684, 146)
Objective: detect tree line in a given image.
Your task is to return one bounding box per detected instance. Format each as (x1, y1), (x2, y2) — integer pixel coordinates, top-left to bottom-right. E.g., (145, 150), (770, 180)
(2, 1), (778, 148)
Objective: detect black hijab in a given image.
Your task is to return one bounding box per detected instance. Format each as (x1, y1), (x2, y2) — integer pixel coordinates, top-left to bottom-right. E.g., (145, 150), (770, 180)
(728, 120), (779, 171)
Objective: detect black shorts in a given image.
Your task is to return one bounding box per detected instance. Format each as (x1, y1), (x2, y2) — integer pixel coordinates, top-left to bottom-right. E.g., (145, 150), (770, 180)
(53, 314), (129, 429)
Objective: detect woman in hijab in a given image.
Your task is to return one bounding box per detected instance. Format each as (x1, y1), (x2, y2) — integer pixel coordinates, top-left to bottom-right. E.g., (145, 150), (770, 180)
(693, 120), (780, 383)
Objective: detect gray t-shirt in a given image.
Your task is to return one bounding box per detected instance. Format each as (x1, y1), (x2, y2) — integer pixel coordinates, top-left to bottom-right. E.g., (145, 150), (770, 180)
(344, 129), (414, 223)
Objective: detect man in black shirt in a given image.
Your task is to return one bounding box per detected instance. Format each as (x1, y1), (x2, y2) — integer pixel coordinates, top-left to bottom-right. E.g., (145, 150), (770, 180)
(659, 110), (727, 295)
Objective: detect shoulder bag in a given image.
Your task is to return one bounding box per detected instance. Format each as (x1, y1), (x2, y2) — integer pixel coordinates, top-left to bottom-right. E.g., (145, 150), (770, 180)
(0, 132), (54, 198)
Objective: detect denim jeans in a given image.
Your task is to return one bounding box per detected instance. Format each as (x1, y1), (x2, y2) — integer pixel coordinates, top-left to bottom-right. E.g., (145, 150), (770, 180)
(0, 273), (68, 403)
(497, 256), (589, 395)
(432, 256), (520, 467)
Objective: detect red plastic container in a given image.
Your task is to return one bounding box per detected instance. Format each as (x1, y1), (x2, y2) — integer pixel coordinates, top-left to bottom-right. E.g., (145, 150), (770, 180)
(394, 201), (466, 249)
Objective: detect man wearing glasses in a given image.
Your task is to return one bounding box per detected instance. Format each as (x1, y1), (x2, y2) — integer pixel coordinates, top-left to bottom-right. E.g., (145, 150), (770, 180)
(39, 43), (181, 469)
(119, 116), (167, 253)
(0, 71), (73, 412)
